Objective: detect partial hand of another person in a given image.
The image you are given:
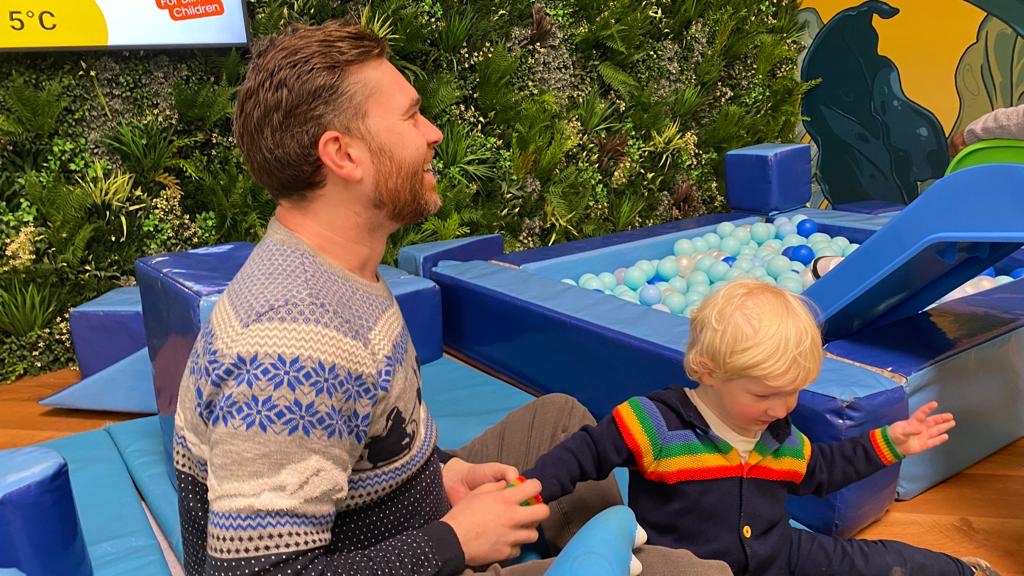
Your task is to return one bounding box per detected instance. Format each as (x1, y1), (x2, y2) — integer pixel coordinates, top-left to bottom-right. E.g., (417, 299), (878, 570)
(441, 478), (550, 567)
(442, 457), (518, 506)
(887, 401), (956, 457)
(948, 129), (968, 158)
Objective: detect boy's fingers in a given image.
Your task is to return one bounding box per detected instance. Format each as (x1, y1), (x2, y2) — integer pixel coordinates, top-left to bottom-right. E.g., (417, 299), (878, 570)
(929, 419), (956, 436)
(927, 434), (950, 449)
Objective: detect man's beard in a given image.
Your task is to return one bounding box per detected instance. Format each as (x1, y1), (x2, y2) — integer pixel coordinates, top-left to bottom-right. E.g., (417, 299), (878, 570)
(368, 139), (440, 227)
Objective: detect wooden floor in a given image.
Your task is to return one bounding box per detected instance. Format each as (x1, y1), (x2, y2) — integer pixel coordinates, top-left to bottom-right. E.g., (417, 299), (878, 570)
(2, 370), (1022, 574)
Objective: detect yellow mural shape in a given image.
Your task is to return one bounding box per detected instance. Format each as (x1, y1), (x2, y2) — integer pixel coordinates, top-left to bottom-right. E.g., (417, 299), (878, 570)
(0, 0), (108, 49)
(803, 0), (986, 132)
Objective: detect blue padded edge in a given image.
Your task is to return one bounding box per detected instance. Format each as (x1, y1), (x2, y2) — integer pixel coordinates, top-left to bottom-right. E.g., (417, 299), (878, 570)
(397, 235), (504, 279)
(724, 143), (812, 214)
(896, 329), (1024, 499)
(380, 266), (443, 364)
(825, 279), (1024, 377)
(786, 385), (907, 537)
(832, 200), (905, 215)
(421, 357), (535, 450)
(780, 207), (895, 230)
(434, 260), (691, 418)
(39, 348), (156, 414)
(498, 214), (741, 267)
(519, 217), (762, 283)
(41, 431), (170, 576)
(106, 417), (183, 563)
(70, 287), (146, 378)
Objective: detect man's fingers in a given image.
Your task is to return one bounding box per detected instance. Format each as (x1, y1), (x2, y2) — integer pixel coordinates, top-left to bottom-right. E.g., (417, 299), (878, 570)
(503, 477), (543, 502)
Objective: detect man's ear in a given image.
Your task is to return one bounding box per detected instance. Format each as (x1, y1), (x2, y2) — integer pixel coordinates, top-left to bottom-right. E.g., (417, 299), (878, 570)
(318, 130), (364, 183)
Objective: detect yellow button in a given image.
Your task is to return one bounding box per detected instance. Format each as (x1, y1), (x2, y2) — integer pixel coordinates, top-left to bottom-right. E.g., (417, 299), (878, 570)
(742, 525), (752, 538)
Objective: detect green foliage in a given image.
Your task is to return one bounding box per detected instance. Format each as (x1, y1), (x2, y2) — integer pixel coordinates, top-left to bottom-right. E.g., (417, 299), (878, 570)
(0, 278), (61, 338)
(0, 0), (808, 380)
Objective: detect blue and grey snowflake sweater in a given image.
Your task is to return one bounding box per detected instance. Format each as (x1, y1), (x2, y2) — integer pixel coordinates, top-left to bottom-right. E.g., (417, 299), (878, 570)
(174, 219), (464, 576)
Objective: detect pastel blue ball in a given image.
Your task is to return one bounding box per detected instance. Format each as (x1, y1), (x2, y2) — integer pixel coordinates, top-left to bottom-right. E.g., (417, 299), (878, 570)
(655, 281), (671, 291)
(581, 277), (605, 290)
(791, 261), (806, 272)
(725, 268), (747, 281)
(719, 236), (742, 256)
(808, 232), (831, 244)
(995, 275), (1014, 285)
(843, 243), (860, 256)
(722, 256), (737, 267)
(702, 232), (722, 249)
(682, 305), (698, 318)
(814, 245), (840, 257)
(730, 228), (751, 245)
(674, 238), (695, 256)
(578, 273), (598, 285)
(832, 236), (851, 248)
(762, 239), (783, 252)
(796, 218), (818, 238)
(766, 255), (792, 278)
(639, 285), (663, 306)
(695, 256), (716, 272)
(561, 278), (577, 286)
(789, 244), (815, 265)
(707, 261), (730, 282)
(636, 261), (656, 281)
(657, 257), (680, 280)
(792, 214), (808, 224)
(1011, 267), (1024, 279)
(773, 216), (790, 225)
(598, 272), (618, 290)
(687, 284), (709, 297)
(669, 277), (688, 293)
(715, 222), (737, 238)
(613, 285), (633, 297)
(739, 247), (757, 258)
(733, 259), (753, 272)
(662, 292), (688, 314)
(624, 267), (647, 290)
(651, 303), (671, 313)
(777, 276), (803, 294)
(781, 234), (806, 248)
(685, 292), (705, 306)
(617, 291), (640, 303)
(687, 270), (711, 287)
(750, 222), (774, 244)
(775, 222), (797, 239)
(691, 237), (709, 253)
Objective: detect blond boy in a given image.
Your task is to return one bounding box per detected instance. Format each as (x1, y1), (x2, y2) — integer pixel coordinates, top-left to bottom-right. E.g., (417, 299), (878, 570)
(524, 280), (999, 575)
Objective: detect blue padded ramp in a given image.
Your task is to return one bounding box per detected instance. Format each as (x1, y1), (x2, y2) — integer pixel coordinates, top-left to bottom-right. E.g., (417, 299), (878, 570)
(41, 431), (169, 576)
(106, 417), (183, 563)
(40, 348), (156, 414)
(421, 357), (535, 450)
(804, 164), (1024, 340)
(70, 287), (146, 378)
(397, 235), (504, 279)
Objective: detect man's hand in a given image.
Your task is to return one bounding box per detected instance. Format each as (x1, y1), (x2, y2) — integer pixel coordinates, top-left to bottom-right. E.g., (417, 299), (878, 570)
(887, 401), (956, 457)
(949, 129), (968, 158)
(442, 457), (518, 506)
(442, 478), (550, 567)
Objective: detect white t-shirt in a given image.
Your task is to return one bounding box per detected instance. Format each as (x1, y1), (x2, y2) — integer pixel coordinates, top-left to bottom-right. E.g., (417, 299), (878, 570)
(685, 388), (760, 462)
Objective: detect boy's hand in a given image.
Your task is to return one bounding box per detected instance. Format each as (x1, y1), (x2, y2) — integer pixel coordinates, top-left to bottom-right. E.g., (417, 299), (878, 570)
(887, 401), (956, 457)
(443, 457), (519, 506)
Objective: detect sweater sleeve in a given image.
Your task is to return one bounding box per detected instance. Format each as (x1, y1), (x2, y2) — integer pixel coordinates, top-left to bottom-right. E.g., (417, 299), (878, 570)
(789, 426), (904, 497)
(964, 104), (1024, 144)
(181, 304), (465, 576)
(522, 412), (635, 503)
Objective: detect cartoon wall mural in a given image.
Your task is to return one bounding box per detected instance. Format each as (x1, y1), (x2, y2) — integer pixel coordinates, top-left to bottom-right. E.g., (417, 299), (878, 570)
(798, 0), (1024, 208)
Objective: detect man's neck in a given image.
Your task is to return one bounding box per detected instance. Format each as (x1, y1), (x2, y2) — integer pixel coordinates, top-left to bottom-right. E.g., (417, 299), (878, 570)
(274, 203), (393, 283)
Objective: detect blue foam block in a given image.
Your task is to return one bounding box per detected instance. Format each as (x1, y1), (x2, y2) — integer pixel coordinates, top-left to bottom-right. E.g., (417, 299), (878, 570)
(70, 287), (146, 378)
(397, 235), (504, 280)
(724, 143), (812, 214)
(39, 348), (156, 414)
(0, 447), (91, 576)
(41, 431), (170, 576)
(379, 266), (444, 364)
(421, 357), (534, 450)
(106, 417), (183, 563)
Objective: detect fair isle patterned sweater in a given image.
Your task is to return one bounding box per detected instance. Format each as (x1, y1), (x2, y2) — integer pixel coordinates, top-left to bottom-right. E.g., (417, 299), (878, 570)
(524, 386), (905, 574)
(174, 219), (464, 576)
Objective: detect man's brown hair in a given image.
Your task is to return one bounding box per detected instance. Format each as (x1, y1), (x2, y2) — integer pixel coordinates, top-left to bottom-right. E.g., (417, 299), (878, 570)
(234, 20), (388, 202)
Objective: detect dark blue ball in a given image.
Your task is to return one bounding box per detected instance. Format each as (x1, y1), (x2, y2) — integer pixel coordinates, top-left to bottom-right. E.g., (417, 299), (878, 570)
(796, 219), (818, 238)
(722, 256), (737, 267)
(981, 267), (997, 277)
(1012, 267), (1024, 280)
(790, 244), (815, 265)
(781, 246), (795, 260)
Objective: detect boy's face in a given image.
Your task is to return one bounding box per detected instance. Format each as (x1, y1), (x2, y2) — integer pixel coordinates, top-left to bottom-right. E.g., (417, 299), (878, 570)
(699, 375), (802, 438)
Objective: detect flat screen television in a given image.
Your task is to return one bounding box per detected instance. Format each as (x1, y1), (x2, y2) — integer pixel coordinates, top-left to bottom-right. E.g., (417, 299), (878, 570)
(0, 0), (249, 51)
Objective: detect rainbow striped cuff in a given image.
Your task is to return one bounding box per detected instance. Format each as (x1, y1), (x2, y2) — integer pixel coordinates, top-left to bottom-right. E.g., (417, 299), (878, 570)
(869, 426), (905, 466)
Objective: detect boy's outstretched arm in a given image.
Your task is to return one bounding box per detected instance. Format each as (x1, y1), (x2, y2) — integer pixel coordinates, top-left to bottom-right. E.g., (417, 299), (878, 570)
(791, 402), (955, 497)
(522, 414), (635, 503)
(886, 401), (956, 457)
